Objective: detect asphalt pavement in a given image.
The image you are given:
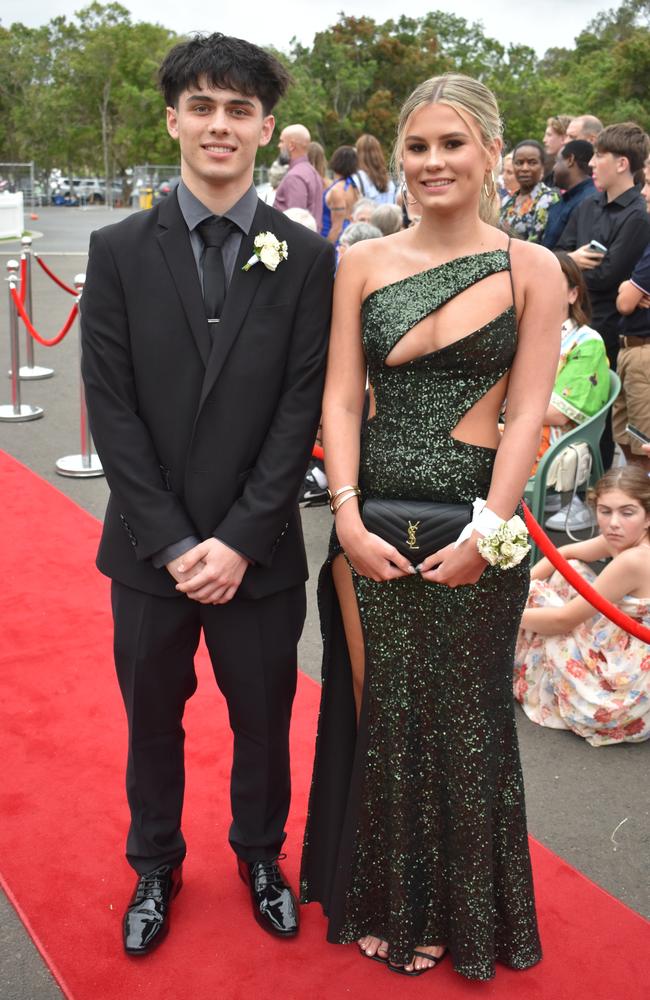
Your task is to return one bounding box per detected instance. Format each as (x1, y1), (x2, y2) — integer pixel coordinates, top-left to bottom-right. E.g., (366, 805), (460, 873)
(0, 205), (647, 1000)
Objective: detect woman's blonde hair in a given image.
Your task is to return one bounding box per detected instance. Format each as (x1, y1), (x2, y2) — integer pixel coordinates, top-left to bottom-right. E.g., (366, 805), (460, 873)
(392, 73), (503, 224)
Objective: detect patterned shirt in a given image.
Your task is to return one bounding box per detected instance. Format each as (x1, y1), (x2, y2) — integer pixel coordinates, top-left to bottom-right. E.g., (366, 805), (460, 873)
(500, 181), (560, 243)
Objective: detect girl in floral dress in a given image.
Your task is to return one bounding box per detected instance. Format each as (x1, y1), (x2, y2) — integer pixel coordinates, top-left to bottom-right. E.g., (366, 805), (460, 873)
(515, 465), (650, 746)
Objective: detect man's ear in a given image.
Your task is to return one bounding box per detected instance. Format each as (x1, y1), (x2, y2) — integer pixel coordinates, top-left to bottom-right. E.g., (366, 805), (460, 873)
(166, 106), (179, 141)
(617, 154), (631, 175)
(259, 115), (275, 148)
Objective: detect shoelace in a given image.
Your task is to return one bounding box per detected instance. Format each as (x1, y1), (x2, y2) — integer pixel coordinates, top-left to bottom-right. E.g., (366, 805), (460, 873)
(252, 854), (287, 888)
(134, 867), (171, 903)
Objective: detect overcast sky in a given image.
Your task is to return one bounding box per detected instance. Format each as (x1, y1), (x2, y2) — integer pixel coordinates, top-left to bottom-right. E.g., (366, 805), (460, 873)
(2, 0), (613, 57)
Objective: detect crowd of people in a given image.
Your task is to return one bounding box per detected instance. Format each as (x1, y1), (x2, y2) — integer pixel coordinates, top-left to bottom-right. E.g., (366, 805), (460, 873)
(78, 30), (649, 986)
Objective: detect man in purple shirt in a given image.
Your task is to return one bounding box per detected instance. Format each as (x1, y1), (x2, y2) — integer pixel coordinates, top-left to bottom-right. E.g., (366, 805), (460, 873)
(273, 123), (323, 230)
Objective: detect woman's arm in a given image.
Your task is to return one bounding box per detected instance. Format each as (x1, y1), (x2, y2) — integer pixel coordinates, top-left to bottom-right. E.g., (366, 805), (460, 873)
(326, 183), (347, 245)
(421, 242), (564, 586)
(544, 404), (570, 426)
(522, 546), (642, 634)
(322, 244), (413, 581)
(530, 534), (610, 580)
(616, 279), (644, 315)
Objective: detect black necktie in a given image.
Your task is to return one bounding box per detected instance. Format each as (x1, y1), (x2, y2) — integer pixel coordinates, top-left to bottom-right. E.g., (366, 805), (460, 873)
(197, 216), (238, 320)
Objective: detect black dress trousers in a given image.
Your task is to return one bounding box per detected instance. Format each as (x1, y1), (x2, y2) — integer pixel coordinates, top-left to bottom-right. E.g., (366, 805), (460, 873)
(111, 580), (306, 874)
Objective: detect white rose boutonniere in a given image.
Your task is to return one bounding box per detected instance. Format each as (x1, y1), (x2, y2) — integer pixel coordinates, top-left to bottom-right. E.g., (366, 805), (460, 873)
(243, 231), (288, 272)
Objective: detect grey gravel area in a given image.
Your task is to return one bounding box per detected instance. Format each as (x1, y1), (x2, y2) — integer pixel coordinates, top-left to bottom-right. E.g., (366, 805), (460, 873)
(0, 206), (647, 1000)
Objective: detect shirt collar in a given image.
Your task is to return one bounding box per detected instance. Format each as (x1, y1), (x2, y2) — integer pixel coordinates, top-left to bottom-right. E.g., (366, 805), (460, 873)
(177, 179), (258, 235)
(598, 184), (642, 210)
(562, 177), (595, 201)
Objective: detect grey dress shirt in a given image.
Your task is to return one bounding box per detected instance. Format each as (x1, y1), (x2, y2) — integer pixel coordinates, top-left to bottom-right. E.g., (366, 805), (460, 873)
(152, 180), (259, 570)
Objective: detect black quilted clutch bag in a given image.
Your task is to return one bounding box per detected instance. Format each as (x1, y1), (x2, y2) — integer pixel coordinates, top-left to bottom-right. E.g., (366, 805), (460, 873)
(362, 498), (472, 565)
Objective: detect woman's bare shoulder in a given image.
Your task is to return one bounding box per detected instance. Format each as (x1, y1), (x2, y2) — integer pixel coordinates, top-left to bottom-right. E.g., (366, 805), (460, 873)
(509, 237), (561, 278)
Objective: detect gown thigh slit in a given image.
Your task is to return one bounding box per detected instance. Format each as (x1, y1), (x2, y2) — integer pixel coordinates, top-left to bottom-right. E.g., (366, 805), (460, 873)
(300, 250), (542, 981)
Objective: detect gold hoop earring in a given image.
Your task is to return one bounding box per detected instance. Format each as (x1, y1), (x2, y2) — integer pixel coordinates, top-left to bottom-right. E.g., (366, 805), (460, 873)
(483, 172), (496, 198)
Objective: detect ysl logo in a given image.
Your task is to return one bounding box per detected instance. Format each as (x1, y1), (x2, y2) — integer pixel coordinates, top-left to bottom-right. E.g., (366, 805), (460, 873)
(406, 520), (420, 550)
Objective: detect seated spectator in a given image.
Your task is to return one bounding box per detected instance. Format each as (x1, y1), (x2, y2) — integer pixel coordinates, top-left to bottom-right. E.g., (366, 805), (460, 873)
(273, 123), (323, 230)
(542, 140), (596, 249)
(350, 197), (376, 224)
(565, 115), (604, 145)
(337, 221), (383, 262)
(543, 115), (572, 184)
(322, 145), (360, 244)
(355, 133), (396, 204)
(499, 152), (517, 201)
(515, 465), (650, 747)
(534, 251), (609, 472)
(500, 140), (559, 242)
(283, 206), (318, 231)
(370, 202), (403, 236)
(307, 140), (329, 191)
(614, 235), (650, 472)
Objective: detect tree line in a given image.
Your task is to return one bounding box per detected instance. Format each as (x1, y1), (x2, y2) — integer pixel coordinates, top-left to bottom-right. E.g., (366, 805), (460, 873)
(0, 0), (648, 184)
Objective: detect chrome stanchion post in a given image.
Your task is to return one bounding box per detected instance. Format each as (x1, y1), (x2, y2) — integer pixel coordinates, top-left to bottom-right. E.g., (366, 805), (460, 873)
(18, 236), (54, 380)
(0, 260), (44, 422)
(55, 274), (104, 477)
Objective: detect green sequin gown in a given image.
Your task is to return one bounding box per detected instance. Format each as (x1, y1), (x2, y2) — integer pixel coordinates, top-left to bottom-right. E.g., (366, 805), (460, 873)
(300, 250), (542, 981)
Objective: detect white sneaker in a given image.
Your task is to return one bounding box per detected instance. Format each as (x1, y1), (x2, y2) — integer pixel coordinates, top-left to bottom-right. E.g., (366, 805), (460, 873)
(543, 492), (563, 513)
(545, 496), (596, 531)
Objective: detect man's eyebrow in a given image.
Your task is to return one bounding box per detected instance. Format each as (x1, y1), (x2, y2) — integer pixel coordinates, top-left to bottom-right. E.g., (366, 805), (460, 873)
(185, 93), (256, 108)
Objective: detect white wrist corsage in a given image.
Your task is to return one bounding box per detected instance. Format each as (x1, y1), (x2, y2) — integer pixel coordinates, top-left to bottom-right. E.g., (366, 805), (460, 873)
(243, 231), (288, 272)
(454, 498), (530, 569)
(476, 514), (530, 569)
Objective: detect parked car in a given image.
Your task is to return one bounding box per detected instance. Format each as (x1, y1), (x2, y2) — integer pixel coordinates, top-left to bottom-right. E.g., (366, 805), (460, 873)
(153, 176), (181, 202)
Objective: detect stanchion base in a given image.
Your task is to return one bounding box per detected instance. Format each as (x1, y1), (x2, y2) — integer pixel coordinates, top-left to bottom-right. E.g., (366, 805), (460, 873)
(17, 364), (55, 380)
(55, 454), (104, 478)
(0, 403), (44, 422)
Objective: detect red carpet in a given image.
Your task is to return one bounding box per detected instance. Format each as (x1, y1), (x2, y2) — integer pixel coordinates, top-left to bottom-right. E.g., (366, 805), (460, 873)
(0, 448), (648, 999)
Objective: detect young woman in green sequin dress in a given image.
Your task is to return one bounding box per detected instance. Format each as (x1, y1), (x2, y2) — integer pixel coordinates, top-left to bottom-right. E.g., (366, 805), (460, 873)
(300, 75), (565, 980)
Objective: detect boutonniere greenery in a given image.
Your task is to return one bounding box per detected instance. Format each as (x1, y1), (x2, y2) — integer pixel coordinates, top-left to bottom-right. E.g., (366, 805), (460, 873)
(243, 231), (288, 272)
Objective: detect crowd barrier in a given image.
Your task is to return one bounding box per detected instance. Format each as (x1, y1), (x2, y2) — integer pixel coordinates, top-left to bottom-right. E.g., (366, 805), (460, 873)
(1, 247), (103, 477)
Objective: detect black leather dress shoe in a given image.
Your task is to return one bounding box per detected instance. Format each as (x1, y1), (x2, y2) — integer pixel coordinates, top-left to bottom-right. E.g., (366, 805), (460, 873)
(237, 857), (299, 937)
(123, 864), (183, 956)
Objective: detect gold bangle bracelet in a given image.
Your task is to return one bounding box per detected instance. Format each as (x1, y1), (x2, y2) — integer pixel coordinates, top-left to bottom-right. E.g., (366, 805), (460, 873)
(332, 491), (360, 515)
(327, 484), (360, 505)
(329, 487), (360, 514)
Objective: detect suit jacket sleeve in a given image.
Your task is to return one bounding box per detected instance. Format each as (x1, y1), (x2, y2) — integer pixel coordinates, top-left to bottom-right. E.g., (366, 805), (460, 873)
(213, 240), (335, 567)
(81, 229), (198, 561)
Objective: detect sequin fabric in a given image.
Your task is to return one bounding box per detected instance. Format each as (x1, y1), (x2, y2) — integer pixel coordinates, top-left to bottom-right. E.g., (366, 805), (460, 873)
(300, 250), (542, 980)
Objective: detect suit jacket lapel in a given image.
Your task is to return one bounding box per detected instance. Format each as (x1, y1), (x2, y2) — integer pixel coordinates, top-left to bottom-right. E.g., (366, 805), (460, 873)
(156, 192), (212, 366)
(198, 200), (270, 411)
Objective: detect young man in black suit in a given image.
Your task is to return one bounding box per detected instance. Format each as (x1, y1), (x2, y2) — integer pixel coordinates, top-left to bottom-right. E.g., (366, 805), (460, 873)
(81, 33), (335, 955)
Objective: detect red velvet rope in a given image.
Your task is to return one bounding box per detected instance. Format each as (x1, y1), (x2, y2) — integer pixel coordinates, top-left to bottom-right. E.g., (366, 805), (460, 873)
(34, 255), (78, 296)
(10, 286), (78, 347)
(19, 256), (27, 305)
(522, 502), (650, 644)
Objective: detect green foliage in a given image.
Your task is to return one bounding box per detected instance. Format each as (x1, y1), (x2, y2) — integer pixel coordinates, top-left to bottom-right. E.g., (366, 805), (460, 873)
(0, 1), (648, 181)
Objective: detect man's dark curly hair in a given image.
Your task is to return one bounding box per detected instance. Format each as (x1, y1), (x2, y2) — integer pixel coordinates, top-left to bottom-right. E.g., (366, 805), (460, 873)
(159, 33), (292, 114)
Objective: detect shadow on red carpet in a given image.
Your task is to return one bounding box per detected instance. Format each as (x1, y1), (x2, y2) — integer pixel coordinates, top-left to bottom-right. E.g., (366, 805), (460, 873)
(0, 449), (648, 1000)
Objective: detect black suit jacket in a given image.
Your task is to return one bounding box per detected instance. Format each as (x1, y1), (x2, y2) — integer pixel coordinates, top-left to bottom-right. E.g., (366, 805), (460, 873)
(81, 191), (335, 600)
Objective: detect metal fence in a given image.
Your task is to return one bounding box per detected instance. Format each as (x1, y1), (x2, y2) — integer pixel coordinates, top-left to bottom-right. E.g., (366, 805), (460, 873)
(0, 163), (40, 207)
